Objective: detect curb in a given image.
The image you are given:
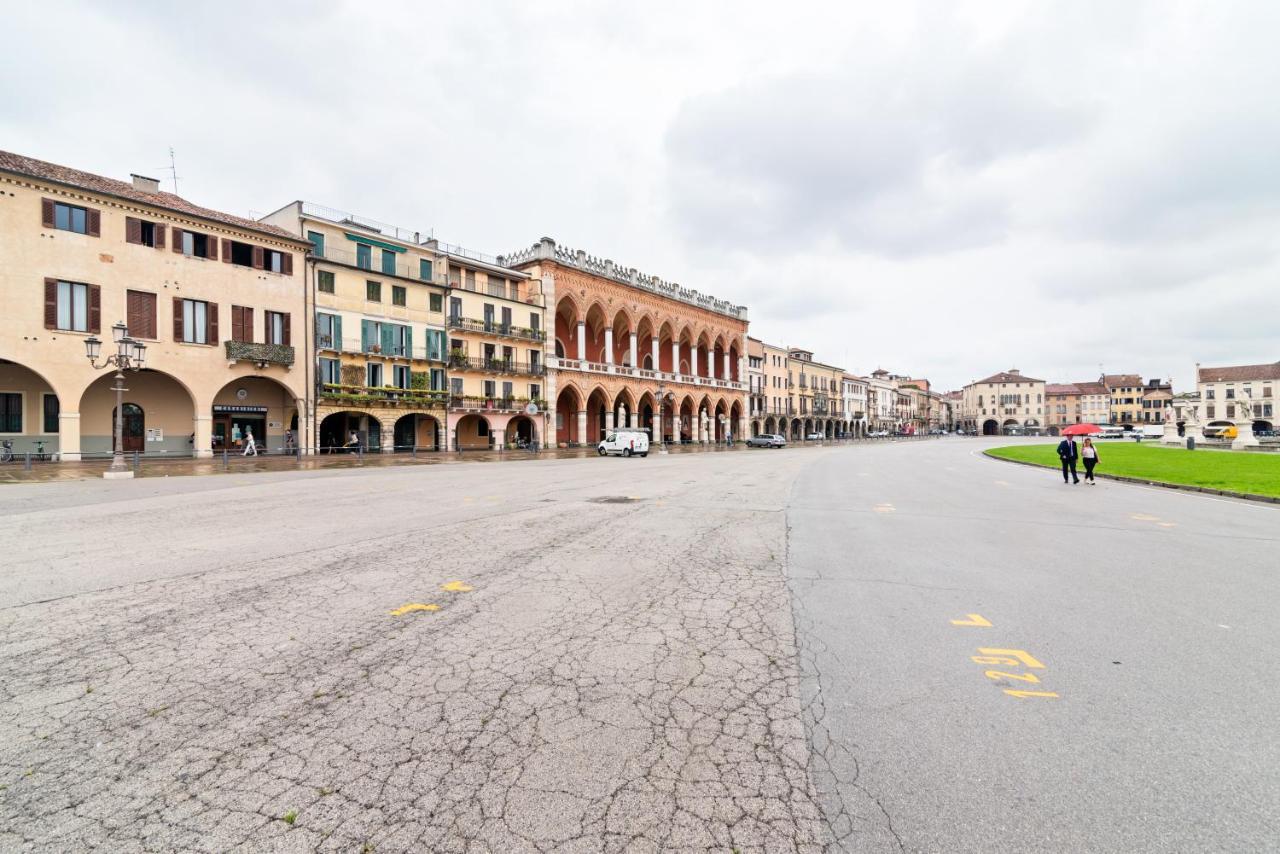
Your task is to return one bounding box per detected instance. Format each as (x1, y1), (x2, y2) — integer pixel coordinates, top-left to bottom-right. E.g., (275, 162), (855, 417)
(981, 450), (1280, 506)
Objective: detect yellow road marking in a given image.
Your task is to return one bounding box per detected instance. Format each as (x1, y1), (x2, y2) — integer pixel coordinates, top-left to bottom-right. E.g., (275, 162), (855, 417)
(1003, 689), (1059, 699)
(440, 581), (473, 592)
(389, 603), (440, 616)
(1131, 513), (1160, 522)
(977, 648), (1045, 669)
(950, 614), (992, 627)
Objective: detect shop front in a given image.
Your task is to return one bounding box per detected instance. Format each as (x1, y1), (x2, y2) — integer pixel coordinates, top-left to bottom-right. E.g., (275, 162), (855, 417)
(212, 405), (268, 453)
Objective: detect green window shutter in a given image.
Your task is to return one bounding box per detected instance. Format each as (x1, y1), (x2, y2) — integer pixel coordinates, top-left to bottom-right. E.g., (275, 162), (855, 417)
(381, 249), (396, 275)
(403, 326), (414, 358)
(307, 230), (325, 256)
(362, 319), (374, 352)
(333, 315), (343, 351)
(381, 323), (394, 355)
(420, 258), (432, 280)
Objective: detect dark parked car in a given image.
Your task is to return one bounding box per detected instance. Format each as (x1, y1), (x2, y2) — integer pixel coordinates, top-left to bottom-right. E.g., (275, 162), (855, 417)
(747, 433), (786, 448)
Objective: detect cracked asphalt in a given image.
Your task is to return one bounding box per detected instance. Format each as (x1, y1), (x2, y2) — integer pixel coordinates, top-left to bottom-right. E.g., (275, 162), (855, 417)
(1, 448), (828, 852)
(3, 439), (1277, 852)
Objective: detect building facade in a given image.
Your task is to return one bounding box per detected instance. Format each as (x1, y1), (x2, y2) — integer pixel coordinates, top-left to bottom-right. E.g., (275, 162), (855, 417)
(500, 238), (748, 446)
(1074, 381), (1110, 426)
(1140, 378), (1172, 424)
(0, 150), (311, 460)
(755, 340), (792, 437)
(1196, 361), (1278, 431)
(1102, 374), (1144, 428)
(867, 370), (897, 432)
(842, 374), (868, 437)
(1045, 383), (1082, 435)
(262, 201), (454, 452)
(959, 369), (1046, 435)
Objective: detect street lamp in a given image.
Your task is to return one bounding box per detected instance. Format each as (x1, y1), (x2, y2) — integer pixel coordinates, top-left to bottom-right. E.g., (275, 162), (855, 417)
(85, 320), (146, 475)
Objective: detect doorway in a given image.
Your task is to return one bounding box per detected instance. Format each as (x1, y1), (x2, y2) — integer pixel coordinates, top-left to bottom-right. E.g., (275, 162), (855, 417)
(212, 410), (267, 452)
(112, 403), (144, 453)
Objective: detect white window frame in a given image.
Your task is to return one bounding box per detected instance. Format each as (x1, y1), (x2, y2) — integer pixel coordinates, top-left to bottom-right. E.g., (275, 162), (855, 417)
(56, 280), (89, 332)
(183, 299), (208, 344)
(366, 362), (383, 388)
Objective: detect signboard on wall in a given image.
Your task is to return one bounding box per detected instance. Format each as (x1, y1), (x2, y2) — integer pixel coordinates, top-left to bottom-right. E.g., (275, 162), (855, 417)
(146, 428), (163, 442)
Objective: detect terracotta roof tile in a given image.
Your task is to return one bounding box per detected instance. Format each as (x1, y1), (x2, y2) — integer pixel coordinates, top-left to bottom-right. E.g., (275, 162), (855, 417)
(974, 370), (1044, 385)
(0, 149), (304, 243)
(1045, 383), (1080, 395)
(1102, 373), (1142, 387)
(1197, 362), (1280, 383)
(1072, 382), (1110, 395)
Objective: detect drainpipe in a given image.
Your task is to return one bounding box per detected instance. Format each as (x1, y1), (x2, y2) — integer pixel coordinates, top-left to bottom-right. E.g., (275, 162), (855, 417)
(307, 245), (315, 456)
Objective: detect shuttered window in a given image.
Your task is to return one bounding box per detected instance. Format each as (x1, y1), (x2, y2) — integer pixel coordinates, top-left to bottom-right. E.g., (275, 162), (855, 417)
(318, 270), (335, 293)
(392, 285), (406, 306)
(420, 259), (433, 281)
(307, 231), (325, 257)
(231, 305), (254, 343)
(366, 280), (381, 302)
(43, 199), (99, 236)
(265, 311), (290, 346)
(126, 290), (157, 339)
(316, 313), (341, 351)
(176, 230), (215, 259)
(125, 217), (164, 248)
(0, 393), (21, 433)
(356, 244), (372, 270)
(176, 299), (216, 344)
(319, 358), (341, 384)
(381, 249), (396, 275)
(46, 279), (100, 333)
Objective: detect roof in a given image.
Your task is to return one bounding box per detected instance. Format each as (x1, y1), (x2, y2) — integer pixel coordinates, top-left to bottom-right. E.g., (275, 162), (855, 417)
(0, 149), (303, 243)
(1197, 362), (1280, 383)
(974, 370), (1044, 385)
(1102, 373), (1142, 387)
(1045, 383), (1080, 395)
(1072, 382), (1110, 395)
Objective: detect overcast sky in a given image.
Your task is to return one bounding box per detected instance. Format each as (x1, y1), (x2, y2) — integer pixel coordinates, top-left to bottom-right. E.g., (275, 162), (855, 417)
(5, 1), (1277, 391)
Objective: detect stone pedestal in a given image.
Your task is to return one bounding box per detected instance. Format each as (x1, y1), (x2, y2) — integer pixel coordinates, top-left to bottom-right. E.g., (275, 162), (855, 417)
(1231, 421), (1260, 449)
(103, 470), (134, 480)
(1161, 420), (1181, 445)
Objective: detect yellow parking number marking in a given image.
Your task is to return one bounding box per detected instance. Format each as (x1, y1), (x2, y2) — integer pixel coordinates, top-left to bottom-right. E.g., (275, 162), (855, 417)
(951, 614), (992, 627)
(976, 648), (1045, 669)
(390, 603), (440, 616)
(440, 581), (473, 593)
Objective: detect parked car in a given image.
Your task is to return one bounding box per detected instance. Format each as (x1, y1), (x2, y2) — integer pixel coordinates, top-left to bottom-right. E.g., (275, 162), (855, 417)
(747, 433), (786, 448)
(597, 430), (649, 457)
(805, 432), (824, 441)
(1098, 425), (1126, 439)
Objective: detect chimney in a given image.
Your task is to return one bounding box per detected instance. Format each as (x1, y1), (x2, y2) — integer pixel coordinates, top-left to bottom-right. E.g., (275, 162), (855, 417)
(131, 174), (161, 193)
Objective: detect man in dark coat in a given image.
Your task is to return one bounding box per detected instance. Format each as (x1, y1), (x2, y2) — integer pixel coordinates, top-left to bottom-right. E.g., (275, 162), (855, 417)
(1057, 435), (1080, 484)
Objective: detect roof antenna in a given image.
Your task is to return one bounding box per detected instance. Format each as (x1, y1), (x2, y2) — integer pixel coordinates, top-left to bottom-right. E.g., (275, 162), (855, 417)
(161, 147), (180, 195)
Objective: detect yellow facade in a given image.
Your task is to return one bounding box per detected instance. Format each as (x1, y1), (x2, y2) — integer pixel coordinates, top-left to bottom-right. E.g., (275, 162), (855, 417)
(0, 151), (310, 459)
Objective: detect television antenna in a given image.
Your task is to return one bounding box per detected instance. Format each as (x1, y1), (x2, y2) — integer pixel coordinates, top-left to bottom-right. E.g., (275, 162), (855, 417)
(157, 147), (181, 195)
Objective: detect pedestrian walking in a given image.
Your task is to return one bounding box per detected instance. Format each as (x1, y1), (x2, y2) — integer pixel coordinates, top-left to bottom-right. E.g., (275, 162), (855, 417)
(283, 428), (295, 453)
(1081, 437), (1099, 484)
(1056, 434), (1080, 484)
(242, 427), (258, 457)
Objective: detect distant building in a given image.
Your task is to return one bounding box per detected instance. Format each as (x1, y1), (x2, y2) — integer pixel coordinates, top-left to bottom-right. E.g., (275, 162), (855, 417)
(959, 368), (1046, 435)
(1102, 373), (1144, 428)
(1045, 383), (1082, 435)
(1140, 378), (1173, 424)
(1073, 381), (1111, 426)
(1196, 361), (1278, 431)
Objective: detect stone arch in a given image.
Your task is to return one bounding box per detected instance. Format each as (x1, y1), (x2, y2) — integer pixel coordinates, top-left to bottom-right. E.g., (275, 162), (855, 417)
(80, 367), (198, 457)
(678, 394), (696, 443)
(319, 410), (382, 452)
(613, 387), (636, 429)
(505, 414), (538, 448)
(555, 294), (583, 361)
(982, 419), (1000, 436)
(0, 356), (71, 456)
(210, 374), (301, 454)
(393, 412), (442, 451)
(583, 302), (609, 363)
(586, 386), (611, 442)
(556, 383), (584, 446)
(455, 413), (492, 450)
(636, 390), (657, 438)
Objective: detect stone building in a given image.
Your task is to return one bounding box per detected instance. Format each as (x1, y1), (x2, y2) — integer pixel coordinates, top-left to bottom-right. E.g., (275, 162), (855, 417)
(754, 340), (793, 437)
(1045, 383), (1082, 435)
(1140, 378), (1173, 425)
(959, 369), (1046, 435)
(1102, 373), (1144, 429)
(499, 238), (748, 446)
(1196, 361), (1278, 433)
(0, 150), (311, 460)
(1074, 381), (1110, 426)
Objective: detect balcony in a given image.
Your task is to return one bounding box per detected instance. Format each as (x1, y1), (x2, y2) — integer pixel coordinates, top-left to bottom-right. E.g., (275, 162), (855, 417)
(448, 354), (545, 376)
(550, 357), (746, 392)
(447, 315), (545, 342)
(319, 384), (447, 409)
(448, 395), (547, 413)
(225, 340), (295, 368)
(312, 243), (445, 284)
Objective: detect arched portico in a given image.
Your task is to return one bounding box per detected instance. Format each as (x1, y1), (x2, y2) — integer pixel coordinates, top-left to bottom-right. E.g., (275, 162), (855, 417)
(80, 368), (197, 457)
(319, 411), (382, 452)
(982, 419), (1000, 436)
(586, 386), (610, 441)
(455, 413), (493, 450)
(394, 413), (442, 451)
(210, 375), (301, 455)
(505, 414), (538, 449)
(0, 357), (67, 456)
(556, 384), (583, 447)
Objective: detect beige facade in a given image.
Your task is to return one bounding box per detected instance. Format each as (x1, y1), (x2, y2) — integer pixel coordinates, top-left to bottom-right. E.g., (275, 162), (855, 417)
(1045, 383), (1082, 434)
(959, 369), (1046, 435)
(1074, 381), (1110, 426)
(0, 150), (311, 460)
(1103, 374), (1144, 427)
(1197, 361), (1278, 430)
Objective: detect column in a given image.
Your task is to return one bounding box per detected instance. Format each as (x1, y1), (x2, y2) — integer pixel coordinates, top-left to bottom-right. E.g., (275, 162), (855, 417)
(603, 328), (613, 365)
(723, 352), (730, 381)
(605, 411), (614, 433)
(738, 415), (748, 442)
(691, 348), (698, 379)
(58, 411), (82, 461)
(193, 412), (213, 459)
(628, 411), (636, 429)
(671, 341), (680, 376)
(629, 333), (638, 369)
(651, 337), (660, 372)
(576, 321), (586, 361)
(577, 409), (587, 446)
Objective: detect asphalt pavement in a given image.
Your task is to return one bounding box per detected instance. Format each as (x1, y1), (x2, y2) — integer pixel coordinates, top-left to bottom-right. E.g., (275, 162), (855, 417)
(787, 438), (1280, 853)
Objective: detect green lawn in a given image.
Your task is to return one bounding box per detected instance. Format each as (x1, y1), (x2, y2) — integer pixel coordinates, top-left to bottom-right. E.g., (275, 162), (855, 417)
(986, 442), (1280, 499)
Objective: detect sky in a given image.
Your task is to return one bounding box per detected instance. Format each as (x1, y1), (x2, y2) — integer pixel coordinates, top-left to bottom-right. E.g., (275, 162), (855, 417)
(4, 0), (1277, 391)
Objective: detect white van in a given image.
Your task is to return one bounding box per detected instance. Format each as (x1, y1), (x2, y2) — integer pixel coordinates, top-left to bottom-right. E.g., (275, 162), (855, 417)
(597, 430), (649, 458)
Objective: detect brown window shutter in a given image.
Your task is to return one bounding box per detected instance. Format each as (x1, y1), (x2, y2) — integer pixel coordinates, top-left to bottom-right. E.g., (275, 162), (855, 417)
(88, 285), (101, 333)
(208, 302), (219, 344)
(155, 224), (166, 250)
(245, 307), (253, 343)
(230, 306), (244, 343)
(252, 246), (265, 269)
(206, 234), (218, 261)
(171, 227), (184, 253)
(44, 278), (58, 328)
(87, 209), (101, 237)
(134, 291), (157, 339)
(222, 238), (233, 263)
(282, 252), (293, 276)
(42, 198), (55, 228)
(282, 312), (291, 346)
(125, 217), (141, 244)
(173, 297), (184, 341)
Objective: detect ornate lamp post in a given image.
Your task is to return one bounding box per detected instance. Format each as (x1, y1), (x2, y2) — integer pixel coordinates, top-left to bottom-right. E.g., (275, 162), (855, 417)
(84, 321), (147, 475)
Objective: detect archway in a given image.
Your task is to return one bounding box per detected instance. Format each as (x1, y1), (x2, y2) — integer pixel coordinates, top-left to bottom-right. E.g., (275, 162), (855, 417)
(212, 375), (300, 454)
(825, 420), (835, 439)
(658, 321), (676, 373)
(318, 411), (382, 452)
(637, 391), (657, 438)
(611, 309), (633, 366)
(455, 413), (492, 450)
(791, 418), (802, 441)
(80, 368), (196, 457)
(1002, 419), (1021, 435)
(394, 413), (441, 451)
(505, 415), (538, 449)
(0, 357), (62, 455)
(696, 332), (712, 378)
(556, 385), (582, 446)
(763, 416), (775, 435)
(678, 327), (694, 377)
(982, 419), (999, 436)
(636, 316), (656, 372)
(586, 387), (610, 441)
(713, 399), (728, 443)
(584, 303), (608, 364)
(1253, 420), (1273, 434)
(679, 396), (695, 443)
(614, 388), (636, 430)
(730, 401), (743, 443)
(555, 296), (581, 362)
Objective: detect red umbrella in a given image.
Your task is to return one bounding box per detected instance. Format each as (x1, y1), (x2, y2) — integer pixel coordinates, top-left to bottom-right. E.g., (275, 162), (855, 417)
(1061, 423), (1102, 436)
